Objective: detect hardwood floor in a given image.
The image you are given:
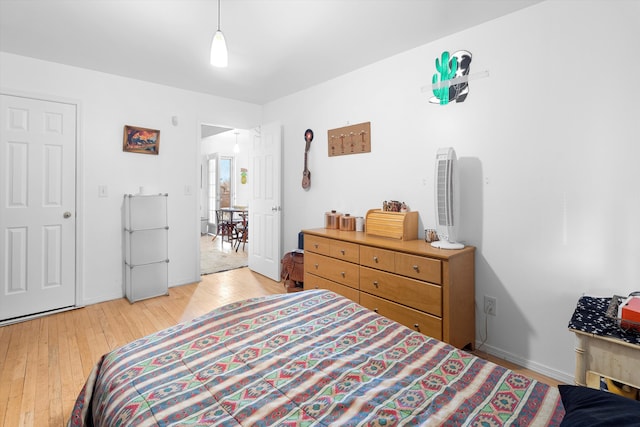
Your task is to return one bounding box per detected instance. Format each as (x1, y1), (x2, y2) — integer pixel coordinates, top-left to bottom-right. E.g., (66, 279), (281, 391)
(0, 268), (282, 427)
(0, 267), (562, 426)
(470, 350), (564, 388)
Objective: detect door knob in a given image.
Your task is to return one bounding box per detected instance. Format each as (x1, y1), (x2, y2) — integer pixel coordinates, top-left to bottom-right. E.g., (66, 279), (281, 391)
(63, 211), (72, 218)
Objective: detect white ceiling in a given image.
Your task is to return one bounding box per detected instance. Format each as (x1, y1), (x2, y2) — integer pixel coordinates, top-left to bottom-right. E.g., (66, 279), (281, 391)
(0, 0), (543, 104)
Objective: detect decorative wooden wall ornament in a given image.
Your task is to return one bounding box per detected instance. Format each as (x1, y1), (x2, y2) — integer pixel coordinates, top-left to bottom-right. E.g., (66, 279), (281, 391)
(327, 122), (371, 157)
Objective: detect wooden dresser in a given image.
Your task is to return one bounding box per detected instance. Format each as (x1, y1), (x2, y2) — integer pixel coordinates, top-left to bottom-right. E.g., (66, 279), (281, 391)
(303, 228), (475, 350)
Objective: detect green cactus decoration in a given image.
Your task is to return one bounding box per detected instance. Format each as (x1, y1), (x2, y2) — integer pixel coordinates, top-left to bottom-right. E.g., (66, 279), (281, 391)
(432, 51), (458, 105)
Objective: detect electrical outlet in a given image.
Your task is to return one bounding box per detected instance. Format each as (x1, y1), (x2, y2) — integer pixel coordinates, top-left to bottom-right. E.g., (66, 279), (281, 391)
(484, 295), (497, 316)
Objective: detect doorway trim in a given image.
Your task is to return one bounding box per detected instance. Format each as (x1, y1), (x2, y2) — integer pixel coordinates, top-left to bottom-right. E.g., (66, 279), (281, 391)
(0, 87), (84, 325)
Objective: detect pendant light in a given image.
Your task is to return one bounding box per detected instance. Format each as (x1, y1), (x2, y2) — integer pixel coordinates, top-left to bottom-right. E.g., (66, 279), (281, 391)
(210, 0), (228, 67)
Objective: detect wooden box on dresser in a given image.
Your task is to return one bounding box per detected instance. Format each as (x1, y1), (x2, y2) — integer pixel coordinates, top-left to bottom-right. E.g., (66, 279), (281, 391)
(303, 228), (475, 350)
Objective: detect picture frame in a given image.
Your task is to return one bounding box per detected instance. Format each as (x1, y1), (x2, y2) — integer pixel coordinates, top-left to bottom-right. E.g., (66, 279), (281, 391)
(123, 125), (160, 155)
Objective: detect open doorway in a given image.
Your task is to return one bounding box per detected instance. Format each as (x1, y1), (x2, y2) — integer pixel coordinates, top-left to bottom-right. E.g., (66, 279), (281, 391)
(205, 153), (234, 225)
(200, 126), (249, 275)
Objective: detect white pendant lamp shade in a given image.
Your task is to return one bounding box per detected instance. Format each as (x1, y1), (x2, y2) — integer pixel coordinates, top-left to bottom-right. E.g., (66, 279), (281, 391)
(210, 30), (228, 67)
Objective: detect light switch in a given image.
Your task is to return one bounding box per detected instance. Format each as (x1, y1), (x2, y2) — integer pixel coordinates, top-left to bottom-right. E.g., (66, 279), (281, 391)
(98, 185), (108, 198)
(184, 185), (192, 196)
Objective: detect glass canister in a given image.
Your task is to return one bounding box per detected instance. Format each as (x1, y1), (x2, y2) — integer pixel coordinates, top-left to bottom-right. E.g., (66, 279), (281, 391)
(325, 210), (342, 229)
(339, 213), (356, 231)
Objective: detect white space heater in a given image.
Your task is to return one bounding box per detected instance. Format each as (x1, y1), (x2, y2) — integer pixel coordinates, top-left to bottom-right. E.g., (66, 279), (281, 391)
(432, 147), (464, 249)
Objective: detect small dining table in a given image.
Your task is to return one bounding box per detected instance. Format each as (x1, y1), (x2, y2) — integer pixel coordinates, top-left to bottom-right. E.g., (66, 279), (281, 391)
(218, 207), (247, 225)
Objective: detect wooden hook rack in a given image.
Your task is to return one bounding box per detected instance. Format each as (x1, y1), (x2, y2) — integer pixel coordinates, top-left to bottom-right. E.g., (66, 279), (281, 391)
(327, 122), (371, 157)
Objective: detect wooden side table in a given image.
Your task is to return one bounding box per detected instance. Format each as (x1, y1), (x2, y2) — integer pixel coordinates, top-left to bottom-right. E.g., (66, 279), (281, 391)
(572, 329), (640, 389)
(569, 296), (640, 390)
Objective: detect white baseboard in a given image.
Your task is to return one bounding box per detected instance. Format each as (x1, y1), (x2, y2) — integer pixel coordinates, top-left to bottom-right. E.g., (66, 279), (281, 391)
(477, 341), (574, 385)
(170, 276), (201, 287)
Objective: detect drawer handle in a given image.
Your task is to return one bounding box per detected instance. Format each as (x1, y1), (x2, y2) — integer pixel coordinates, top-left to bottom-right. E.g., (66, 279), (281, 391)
(315, 286), (319, 289)
(314, 263), (319, 269)
(341, 271), (346, 278)
(373, 256), (379, 263)
(340, 249), (345, 255)
(373, 281), (379, 288)
(412, 265), (420, 272)
(374, 308), (379, 313)
(314, 244), (319, 248)
(414, 323), (420, 331)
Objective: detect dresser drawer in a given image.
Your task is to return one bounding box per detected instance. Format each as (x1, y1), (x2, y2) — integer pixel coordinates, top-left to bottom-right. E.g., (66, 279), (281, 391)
(359, 245), (395, 272)
(329, 240), (360, 263)
(360, 266), (442, 316)
(304, 273), (360, 303)
(304, 234), (332, 256)
(395, 252), (441, 284)
(303, 229), (475, 350)
(304, 252), (359, 288)
(360, 293), (442, 339)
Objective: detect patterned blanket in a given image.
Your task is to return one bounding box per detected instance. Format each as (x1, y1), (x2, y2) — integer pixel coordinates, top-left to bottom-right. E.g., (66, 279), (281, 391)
(568, 296), (640, 345)
(68, 290), (564, 426)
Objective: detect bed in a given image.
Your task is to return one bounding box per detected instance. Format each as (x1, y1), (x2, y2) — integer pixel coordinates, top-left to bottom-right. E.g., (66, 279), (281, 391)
(68, 289), (565, 426)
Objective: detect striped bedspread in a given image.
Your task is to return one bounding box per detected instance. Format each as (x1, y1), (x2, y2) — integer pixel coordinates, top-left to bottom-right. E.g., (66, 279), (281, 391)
(68, 290), (564, 426)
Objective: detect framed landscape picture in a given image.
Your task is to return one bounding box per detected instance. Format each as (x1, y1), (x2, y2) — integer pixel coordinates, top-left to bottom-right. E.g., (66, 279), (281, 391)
(123, 125), (160, 155)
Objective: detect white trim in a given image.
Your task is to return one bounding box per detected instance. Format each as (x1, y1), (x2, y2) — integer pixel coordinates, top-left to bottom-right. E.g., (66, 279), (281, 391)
(477, 341), (574, 385)
(195, 121), (203, 277)
(0, 306), (82, 327)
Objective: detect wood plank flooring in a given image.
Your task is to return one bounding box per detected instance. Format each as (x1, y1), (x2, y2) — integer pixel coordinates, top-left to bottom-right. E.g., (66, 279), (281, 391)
(0, 267), (562, 426)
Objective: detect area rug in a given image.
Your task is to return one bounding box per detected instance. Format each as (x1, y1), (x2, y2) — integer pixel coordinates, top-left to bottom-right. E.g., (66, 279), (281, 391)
(200, 235), (248, 275)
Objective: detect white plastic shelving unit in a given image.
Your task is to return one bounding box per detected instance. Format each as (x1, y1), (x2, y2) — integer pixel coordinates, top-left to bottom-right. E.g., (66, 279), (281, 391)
(123, 193), (169, 302)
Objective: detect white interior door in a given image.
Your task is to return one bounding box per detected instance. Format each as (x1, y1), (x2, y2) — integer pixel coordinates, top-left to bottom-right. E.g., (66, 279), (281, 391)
(0, 94), (77, 321)
(248, 122), (282, 281)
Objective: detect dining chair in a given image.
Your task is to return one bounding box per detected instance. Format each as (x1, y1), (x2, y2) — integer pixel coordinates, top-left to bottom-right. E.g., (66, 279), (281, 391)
(234, 213), (248, 252)
(212, 209), (236, 246)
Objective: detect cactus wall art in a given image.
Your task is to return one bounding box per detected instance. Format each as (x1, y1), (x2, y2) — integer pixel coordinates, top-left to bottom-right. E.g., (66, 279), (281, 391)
(430, 50), (472, 105)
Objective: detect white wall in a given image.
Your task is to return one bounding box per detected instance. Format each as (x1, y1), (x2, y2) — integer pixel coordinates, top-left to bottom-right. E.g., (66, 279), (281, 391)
(263, 0), (640, 382)
(0, 52), (261, 304)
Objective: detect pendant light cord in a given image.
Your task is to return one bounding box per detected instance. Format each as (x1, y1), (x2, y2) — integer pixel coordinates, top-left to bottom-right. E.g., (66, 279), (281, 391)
(217, 0), (221, 30)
